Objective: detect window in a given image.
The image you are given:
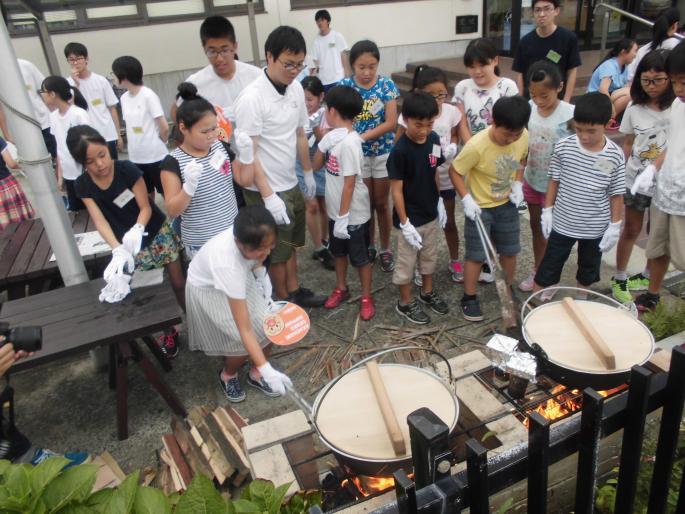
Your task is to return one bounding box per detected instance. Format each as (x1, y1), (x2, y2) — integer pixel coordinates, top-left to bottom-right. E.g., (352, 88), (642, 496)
(290, 0), (420, 8)
(86, 5), (138, 19)
(146, 0), (204, 18)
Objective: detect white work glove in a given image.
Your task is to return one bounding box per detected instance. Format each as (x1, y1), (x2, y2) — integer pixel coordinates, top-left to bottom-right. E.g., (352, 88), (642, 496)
(303, 170), (316, 199)
(461, 194), (482, 221)
(333, 213), (350, 239)
(103, 246), (135, 282)
(99, 273), (131, 303)
(630, 164), (656, 196)
(599, 221), (622, 253)
(541, 207), (553, 239)
(263, 193), (291, 225)
(509, 180), (524, 208)
(437, 197), (447, 229)
(254, 266), (272, 301)
(400, 219), (423, 250)
(257, 362), (292, 396)
(443, 143), (458, 162)
(234, 130), (254, 165)
(122, 223), (145, 257)
(182, 159), (203, 197)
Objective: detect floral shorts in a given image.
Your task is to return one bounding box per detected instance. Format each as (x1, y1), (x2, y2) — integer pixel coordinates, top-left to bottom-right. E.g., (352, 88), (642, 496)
(135, 220), (183, 271)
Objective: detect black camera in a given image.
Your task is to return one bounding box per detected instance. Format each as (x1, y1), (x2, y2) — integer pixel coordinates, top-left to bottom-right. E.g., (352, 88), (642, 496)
(0, 322), (42, 353)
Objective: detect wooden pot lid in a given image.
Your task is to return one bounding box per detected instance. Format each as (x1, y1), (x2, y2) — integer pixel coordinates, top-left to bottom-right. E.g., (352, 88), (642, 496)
(314, 364), (458, 461)
(524, 301), (654, 373)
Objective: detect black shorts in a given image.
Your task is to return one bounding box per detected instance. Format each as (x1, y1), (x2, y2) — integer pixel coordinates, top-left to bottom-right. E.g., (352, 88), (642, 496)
(535, 230), (602, 287)
(107, 140), (118, 160)
(134, 161), (163, 195)
(439, 189), (457, 200)
(328, 219), (371, 267)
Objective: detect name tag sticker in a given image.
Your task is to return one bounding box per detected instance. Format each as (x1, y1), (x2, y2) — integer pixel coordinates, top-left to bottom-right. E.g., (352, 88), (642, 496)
(369, 99), (384, 116)
(209, 151), (226, 171)
(594, 157), (614, 174)
(91, 98), (103, 106)
(328, 42), (336, 48)
(546, 50), (562, 64)
(113, 188), (135, 208)
(432, 144), (442, 158)
(132, 126), (143, 134)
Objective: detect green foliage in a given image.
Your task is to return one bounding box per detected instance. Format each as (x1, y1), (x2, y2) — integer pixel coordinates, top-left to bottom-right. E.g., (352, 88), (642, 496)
(0, 458), (321, 514)
(643, 300), (685, 340)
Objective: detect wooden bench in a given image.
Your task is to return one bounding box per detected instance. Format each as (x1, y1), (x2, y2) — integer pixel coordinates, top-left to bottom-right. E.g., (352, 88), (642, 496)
(0, 278), (186, 440)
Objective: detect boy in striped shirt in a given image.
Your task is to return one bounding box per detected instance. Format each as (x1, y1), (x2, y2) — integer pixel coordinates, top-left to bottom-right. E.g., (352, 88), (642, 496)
(534, 92), (625, 297)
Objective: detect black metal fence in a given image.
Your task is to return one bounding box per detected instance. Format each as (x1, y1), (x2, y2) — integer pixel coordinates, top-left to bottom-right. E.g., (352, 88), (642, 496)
(376, 346), (685, 514)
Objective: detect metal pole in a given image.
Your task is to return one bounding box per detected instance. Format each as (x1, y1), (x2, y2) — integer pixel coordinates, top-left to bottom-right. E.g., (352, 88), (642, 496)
(0, 19), (88, 286)
(600, 10), (610, 68)
(246, 0), (261, 67)
(35, 17), (61, 76)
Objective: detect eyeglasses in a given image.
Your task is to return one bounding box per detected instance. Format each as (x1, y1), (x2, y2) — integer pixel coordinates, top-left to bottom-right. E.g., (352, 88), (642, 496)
(204, 47), (235, 59)
(640, 77), (669, 86)
(66, 57), (85, 65)
(533, 6), (555, 15)
(431, 93), (449, 100)
(278, 59), (306, 71)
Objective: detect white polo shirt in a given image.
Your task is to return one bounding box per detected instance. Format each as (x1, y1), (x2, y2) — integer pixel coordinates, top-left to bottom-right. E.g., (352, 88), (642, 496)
(235, 71), (309, 193)
(67, 72), (119, 141)
(183, 61), (261, 124)
(17, 59), (50, 130)
(120, 86), (168, 164)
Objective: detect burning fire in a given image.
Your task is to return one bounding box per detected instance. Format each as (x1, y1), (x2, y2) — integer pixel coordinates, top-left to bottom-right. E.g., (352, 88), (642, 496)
(343, 475), (396, 497)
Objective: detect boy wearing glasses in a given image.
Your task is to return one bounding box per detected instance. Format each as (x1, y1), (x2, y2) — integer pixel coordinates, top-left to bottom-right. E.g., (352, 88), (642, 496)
(512, 0), (581, 102)
(235, 26), (327, 309)
(64, 42), (122, 158)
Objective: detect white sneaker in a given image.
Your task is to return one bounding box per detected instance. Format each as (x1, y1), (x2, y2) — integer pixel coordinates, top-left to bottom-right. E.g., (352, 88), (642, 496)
(413, 267), (423, 287)
(479, 264), (495, 283)
(518, 271), (535, 292)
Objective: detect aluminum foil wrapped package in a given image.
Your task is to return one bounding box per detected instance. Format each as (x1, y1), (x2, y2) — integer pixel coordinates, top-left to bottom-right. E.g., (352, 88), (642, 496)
(505, 351), (537, 383)
(485, 334), (519, 370)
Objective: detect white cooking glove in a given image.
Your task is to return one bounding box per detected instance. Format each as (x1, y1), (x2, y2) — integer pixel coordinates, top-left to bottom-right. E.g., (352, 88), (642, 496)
(254, 266), (272, 301)
(541, 207), (554, 239)
(509, 180), (524, 207)
(257, 362), (292, 396)
(98, 273), (131, 303)
(461, 194), (482, 221)
(317, 128), (348, 154)
(400, 219), (423, 250)
(263, 193), (290, 225)
(437, 197), (447, 229)
(599, 221), (622, 252)
(182, 159), (203, 197)
(234, 130), (254, 165)
(122, 223), (145, 257)
(630, 164), (656, 196)
(103, 246), (135, 282)
(333, 213), (350, 239)
(443, 143), (458, 162)
(303, 170), (316, 199)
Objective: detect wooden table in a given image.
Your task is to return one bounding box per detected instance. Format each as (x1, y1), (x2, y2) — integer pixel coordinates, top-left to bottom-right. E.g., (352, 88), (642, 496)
(0, 279), (186, 440)
(0, 211), (111, 300)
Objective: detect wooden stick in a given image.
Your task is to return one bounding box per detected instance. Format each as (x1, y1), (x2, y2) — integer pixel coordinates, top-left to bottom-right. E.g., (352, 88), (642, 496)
(365, 360), (406, 456)
(561, 297), (616, 369)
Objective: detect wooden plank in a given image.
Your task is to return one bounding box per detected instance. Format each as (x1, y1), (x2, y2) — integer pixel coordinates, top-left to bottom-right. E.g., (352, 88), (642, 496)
(188, 424), (226, 483)
(248, 445), (300, 496)
(160, 448), (184, 491)
(154, 463), (174, 496)
(212, 407), (245, 448)
(6, 218), (43, 284)
(0, 219), (33, 283)
(223, 406), (248, 428)
(162, 434), (193, 489)
(646, 348), (671, 373)
(561, 297), (616, 369)
(187, 407), (234, 483)
(171, 418), (213, 479)
(366, 360), (406, 456)
(242, 410), (311, 452)
(208, 410), (252, 486)
(99, 451), (126, 481)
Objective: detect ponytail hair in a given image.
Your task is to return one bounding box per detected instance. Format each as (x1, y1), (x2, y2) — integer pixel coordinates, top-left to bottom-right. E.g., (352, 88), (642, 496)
(41, 76), (88, 110)
(650, 7), (680, 51)
(527, 59), (564, 89)
(594, 38), (636, 71)
(174, 82), (216, 144)
(411, 64), (448, 91)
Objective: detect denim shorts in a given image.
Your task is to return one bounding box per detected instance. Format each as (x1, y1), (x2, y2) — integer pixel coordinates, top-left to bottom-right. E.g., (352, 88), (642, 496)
(463, 202), (520, 262)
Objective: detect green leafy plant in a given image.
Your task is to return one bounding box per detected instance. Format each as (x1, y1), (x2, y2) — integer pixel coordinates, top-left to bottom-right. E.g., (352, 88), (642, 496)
(0, 458), (321, 514)
(643, 300), (685, 340)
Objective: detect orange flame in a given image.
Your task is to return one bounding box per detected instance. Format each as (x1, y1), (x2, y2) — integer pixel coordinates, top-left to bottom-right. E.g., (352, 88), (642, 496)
(343, 475), (396, 497)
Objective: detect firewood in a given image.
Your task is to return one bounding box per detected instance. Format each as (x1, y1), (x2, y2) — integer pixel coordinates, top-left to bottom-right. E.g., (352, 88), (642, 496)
(141, 466), (156, 487)
(204, 413), (252, 486)
(212, 407), (245, 447)
(159, 448), (184, 491)
(91, 455), (123, 492)
(99, 451), (126, 481)
(155, 463), (174, 495)
(171, 418), (214, 480)
(210, 412), (253, 487)
(187, 408), (234, 483)
(286, 347), (319, 376)
(188, 424), (226, 483)
(223, 405), (248, 428)
(162, 434), (194, 488)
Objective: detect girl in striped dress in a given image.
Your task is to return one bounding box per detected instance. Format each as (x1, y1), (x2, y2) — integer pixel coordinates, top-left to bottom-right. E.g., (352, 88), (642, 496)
(160, 83), (253, 259)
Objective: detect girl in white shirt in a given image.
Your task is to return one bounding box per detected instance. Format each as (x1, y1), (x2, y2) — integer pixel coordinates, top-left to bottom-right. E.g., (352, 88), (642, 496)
(39, 76), (91, 211)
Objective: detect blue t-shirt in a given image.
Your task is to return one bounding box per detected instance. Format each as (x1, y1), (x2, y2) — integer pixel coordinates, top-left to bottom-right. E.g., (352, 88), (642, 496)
(588, 58), (628, 93)
(339, 75), (399, 157)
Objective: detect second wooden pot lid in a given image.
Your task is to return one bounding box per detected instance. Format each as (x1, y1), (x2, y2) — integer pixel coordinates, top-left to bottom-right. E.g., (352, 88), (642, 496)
(314, 364), (458, 461)
(524, 301), (654, 373)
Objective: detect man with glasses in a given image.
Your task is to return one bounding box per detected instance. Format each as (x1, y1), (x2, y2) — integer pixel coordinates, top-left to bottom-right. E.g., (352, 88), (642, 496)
(512, 0), (581, 102)
(235, 26), (327, 308)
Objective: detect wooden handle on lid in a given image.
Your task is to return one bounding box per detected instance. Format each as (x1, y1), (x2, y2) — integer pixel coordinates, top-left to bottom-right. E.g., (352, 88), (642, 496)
(561, 297), (616, 370)
(366, 360), (406, 456)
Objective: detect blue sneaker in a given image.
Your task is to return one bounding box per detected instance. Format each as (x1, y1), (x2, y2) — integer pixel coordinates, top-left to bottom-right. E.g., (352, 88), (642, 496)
(219, 371), (245, 403)
(31, 448), (90, 469)
(247, 372), (280, 398)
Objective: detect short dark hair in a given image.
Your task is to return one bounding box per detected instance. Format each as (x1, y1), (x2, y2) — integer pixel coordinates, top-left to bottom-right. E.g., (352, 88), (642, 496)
(64, 42), (87, 59)
(325, 85), (363, 120)
(349, 40), (380, 67)
(200, 16), (236, 46)
(301, 75), (324, 97)
(463, 38), (500, 76)
(631, 49), (674, 110)
(112, 56), (143, 85)
(401, 91), (439, 120)
(265, 26), (306, 61)
(66, 125), (107, 166)
(573, 92), (613, 125)
(492, 96), (531, 130)
(315, 9), (331, 22)
(41, 76), (88, 110)
(234, 205), (277, 249)
(666, 40), (685, 75)
(532, 0), (560, 7)
(527, 59), (563, 89)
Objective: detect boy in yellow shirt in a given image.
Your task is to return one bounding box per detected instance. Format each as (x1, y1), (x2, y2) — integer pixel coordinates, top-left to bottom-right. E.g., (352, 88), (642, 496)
(449, 96), (530, 321)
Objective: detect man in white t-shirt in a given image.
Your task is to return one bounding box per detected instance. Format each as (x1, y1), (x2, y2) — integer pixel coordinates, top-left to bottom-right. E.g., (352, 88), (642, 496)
(235, 25), (326, 308)
(171, 16), (261, 131)
(64, 42), (122, 159)
(309, 10), (350, 92)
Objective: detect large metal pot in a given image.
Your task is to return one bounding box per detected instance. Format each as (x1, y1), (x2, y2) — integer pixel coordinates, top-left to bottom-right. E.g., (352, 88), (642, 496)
(520, 287), (655, 389)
